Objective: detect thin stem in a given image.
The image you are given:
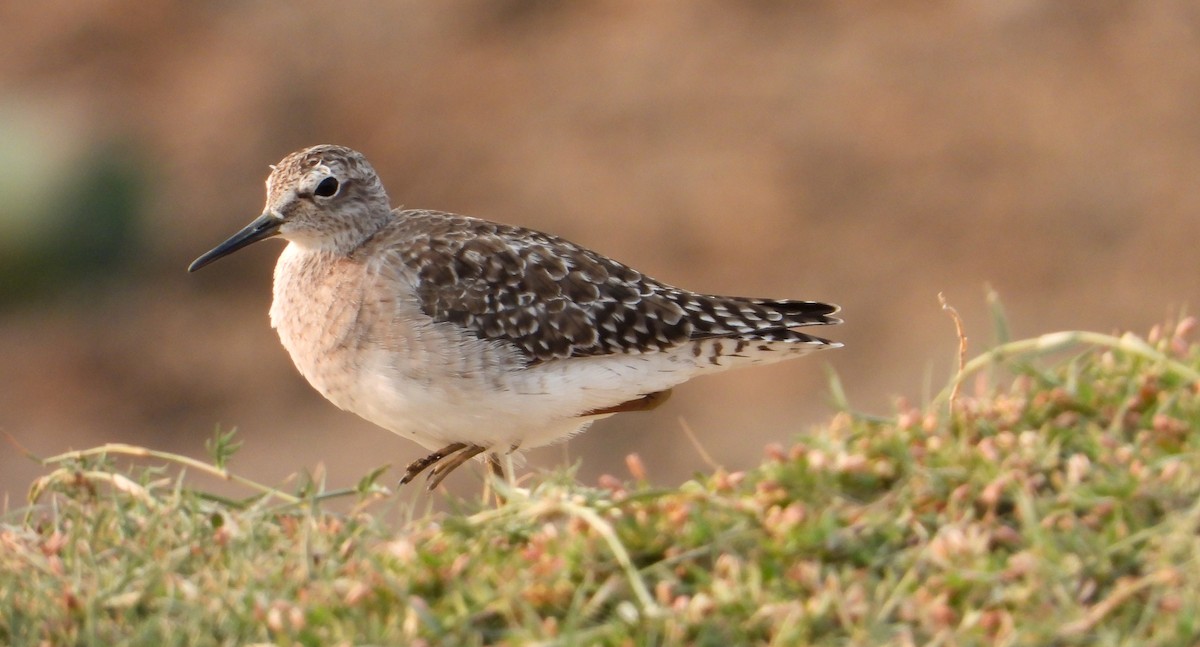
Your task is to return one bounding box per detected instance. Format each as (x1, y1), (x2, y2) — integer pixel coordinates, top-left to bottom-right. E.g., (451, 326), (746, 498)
(42, 443), (301, 504)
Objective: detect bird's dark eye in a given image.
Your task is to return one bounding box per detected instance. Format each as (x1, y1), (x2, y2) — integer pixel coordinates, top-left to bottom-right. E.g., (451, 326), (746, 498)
(314, 177), (339, 197)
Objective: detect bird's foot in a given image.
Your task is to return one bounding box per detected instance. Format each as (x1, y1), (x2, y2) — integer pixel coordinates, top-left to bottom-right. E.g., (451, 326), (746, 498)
(400, 442), (496, 491)
(400, 442), (467, 486)
(424, 445), (486, 490)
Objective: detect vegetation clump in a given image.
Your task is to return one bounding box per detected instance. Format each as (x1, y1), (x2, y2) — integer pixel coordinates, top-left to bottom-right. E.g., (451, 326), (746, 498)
(4, 317), (1200, 645)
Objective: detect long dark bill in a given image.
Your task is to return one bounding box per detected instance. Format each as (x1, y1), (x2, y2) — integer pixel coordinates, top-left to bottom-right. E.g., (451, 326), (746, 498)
(188, 213), (283, 272)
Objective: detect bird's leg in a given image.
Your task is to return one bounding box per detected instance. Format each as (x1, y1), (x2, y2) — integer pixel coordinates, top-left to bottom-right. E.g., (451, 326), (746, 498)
(400, 442), (467, 485)
(502, 443), (522, 488)
(425, 444), (487, 491)
(483, 452), (506, 506)
(486, 453), (505, 480)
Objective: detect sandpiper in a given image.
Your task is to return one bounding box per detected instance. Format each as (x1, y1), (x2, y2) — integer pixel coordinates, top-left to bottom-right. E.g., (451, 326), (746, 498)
(189, 145), (841, 489)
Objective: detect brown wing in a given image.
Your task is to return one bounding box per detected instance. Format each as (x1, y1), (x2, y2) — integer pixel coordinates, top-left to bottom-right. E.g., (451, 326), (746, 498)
(380, 210), (838, 365)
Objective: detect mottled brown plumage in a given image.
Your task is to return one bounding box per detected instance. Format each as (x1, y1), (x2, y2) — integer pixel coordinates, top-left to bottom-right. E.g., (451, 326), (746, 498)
(377, 210), (840, 365)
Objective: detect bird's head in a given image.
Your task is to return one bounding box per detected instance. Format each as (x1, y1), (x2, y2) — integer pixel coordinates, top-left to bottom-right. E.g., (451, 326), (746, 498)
(189, 145), (391, 271)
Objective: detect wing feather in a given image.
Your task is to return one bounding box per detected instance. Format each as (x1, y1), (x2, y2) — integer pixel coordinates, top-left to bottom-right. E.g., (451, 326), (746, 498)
(370, 210), (838, 364)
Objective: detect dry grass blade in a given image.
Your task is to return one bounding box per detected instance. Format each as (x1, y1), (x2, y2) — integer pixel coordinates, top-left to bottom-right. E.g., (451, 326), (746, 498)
(38, 442), (300, 504)
(938, 292), (968, 409)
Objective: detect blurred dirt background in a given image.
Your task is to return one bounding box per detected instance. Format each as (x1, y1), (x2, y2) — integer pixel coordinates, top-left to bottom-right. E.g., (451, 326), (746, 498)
(2, 1), (1199, 502)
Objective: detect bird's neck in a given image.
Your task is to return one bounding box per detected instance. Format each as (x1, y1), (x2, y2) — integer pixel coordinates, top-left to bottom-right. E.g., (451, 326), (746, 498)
(285, 205), (392, 257)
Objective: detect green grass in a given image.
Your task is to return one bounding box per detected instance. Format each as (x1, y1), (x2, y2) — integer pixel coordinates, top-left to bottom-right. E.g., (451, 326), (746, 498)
(5, 316), (1200, 646)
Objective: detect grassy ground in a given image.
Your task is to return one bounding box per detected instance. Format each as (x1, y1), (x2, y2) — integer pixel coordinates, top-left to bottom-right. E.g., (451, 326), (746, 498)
(4, 314), (1200, 646)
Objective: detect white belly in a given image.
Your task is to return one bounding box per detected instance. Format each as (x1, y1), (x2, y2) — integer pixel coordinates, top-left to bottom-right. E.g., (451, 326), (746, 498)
(344, 349), (700, 450)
